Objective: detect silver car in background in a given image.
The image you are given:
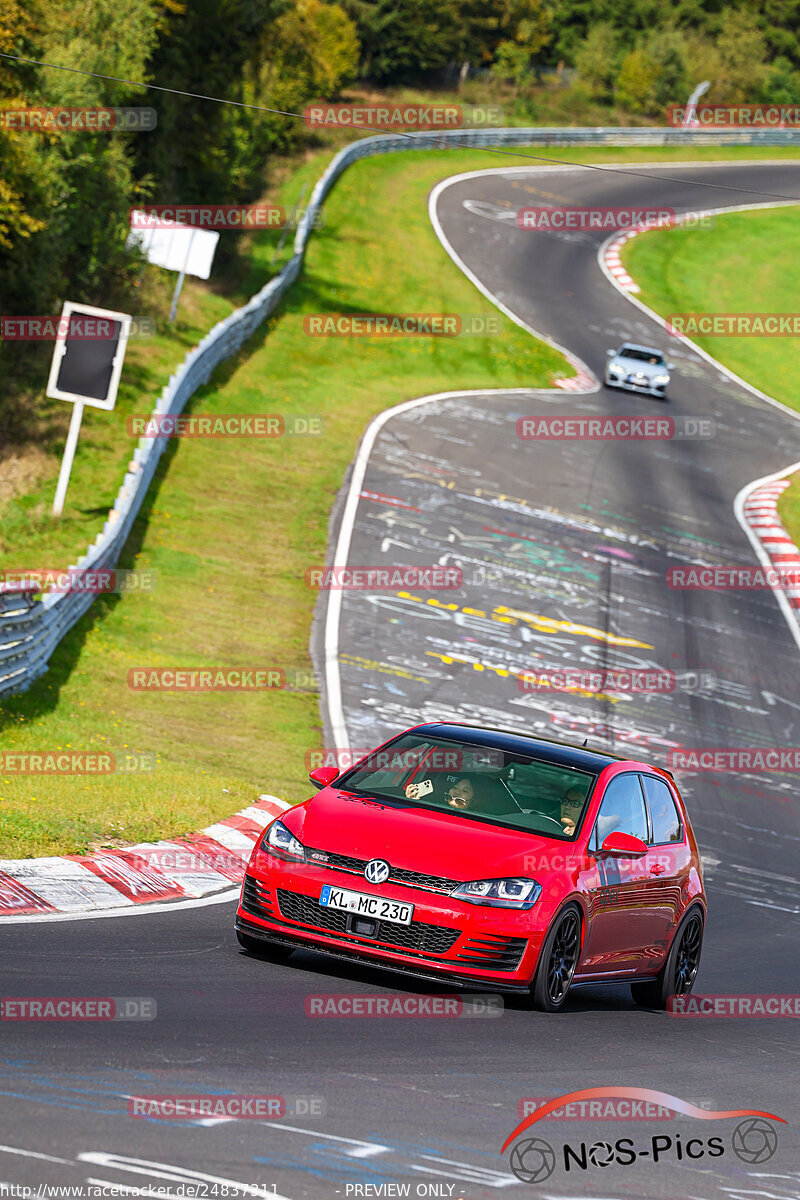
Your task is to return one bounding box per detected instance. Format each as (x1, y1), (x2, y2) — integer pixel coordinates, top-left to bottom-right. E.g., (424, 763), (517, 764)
(604, 343), (674, 398)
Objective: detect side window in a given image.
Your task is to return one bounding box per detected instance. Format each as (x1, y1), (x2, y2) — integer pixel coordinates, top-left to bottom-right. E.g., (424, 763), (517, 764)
(641, 775), (683, 844)
(593, 774), (648, 846)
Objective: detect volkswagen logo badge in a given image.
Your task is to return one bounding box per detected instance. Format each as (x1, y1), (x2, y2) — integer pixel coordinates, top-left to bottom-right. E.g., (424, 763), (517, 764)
(364, 859), (391, 885)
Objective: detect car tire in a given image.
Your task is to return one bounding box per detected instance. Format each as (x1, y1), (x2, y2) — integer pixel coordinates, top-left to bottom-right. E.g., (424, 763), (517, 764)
(630, 906), (704, 1010)
(529, 904), (582, 1012)
(236, 930), (295, 961)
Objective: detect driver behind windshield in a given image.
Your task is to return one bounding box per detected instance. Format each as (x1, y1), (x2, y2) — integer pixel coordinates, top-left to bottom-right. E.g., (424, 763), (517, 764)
(560, 785), (588, 835)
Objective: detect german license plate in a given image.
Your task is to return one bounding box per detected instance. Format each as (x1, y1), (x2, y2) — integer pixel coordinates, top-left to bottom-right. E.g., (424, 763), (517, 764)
(320, 885), (413, 925)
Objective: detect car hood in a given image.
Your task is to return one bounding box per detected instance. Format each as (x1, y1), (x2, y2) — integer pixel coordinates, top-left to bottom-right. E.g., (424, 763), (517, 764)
(615, 357), (667, 379)
(287, 788), (569, 880)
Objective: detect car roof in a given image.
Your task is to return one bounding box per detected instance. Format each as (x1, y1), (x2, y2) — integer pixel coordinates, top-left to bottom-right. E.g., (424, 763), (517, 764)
(618, 343), (664, 355)
(411, 721), (631, 773)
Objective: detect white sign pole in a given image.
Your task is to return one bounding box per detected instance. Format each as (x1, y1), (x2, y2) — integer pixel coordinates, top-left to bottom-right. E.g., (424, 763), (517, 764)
(52, 400), (85, 517)
(168, 228), (197, 323)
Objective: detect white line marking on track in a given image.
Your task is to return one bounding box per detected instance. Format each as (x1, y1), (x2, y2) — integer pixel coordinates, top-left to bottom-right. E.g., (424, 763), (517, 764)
(0, 1145), (72, 1165)
(78, 1153), (290, 1200)
(266, 1123), (390, 1157)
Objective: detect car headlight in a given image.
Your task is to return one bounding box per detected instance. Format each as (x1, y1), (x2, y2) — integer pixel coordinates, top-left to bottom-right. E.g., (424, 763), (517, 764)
(609, 360), (623, 372)
(262, 819), (305, 862)
(652, 373), (669, 384)
(450, 877), (542, 909)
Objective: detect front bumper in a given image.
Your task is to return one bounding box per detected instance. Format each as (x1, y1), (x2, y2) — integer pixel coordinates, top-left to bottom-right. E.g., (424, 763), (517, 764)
(605, 372), (668, 396)
(235, 854), (546, 990)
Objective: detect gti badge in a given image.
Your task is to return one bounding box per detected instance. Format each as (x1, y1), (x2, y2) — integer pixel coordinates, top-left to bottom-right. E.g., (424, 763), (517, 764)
(364, 859), (391, 885)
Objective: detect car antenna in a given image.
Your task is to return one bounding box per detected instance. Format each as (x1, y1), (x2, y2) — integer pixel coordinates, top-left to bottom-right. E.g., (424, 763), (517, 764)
(582, 738), (588, 746)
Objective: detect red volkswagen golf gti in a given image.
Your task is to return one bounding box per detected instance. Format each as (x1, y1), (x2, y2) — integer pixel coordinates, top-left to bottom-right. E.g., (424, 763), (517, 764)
(235, 723), (706, 1011)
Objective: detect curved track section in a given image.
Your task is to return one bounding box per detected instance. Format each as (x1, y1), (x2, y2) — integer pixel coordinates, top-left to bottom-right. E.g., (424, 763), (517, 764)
(2, 162), (800, 1200)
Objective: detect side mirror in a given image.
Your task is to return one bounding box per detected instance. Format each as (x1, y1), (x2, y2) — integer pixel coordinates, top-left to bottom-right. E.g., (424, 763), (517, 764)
(606, 348), (616, 356)
(600, 831), (648, 858)
(666, 361), (676, 370)
(309, 766), (339, 789)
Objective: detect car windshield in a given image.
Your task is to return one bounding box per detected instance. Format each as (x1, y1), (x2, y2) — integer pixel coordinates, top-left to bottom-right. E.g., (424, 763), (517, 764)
(619, 346), (665, 365)
(335, 733), (597, 839)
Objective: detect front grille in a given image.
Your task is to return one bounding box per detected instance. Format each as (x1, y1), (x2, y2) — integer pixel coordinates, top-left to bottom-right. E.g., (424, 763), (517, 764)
(276, 888), (460, 955)
(306, 848), (460, 895)
(241, 874), (275, 919)
(456, 935), (527, 971)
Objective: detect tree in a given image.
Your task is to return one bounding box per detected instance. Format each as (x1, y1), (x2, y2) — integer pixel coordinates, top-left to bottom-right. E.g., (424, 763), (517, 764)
(575, 23), (620, 101)
(345, 0), (462, 83)
(642, 27), (688, 110)
(713, 8), (768, 103)
(492, 3), (553, 87)
(0, 0), (160, 314)
(268, 0), (359, 96)
(135, 0), (288, 203)
(614, 46), (659, 113)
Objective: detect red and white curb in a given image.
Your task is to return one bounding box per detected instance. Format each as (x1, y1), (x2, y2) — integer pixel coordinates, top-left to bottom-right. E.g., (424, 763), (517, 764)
(602, 212), (718, 293)
(0, 794), (288, 920)
(602, 228), (642, 293)
(742, 478), (800, 608)
(555, 366), (596, 392)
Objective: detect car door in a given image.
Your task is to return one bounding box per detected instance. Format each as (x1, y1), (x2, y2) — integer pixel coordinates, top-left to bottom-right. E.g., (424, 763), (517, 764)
(579, 773), (662, 975)
(638, 773), (691, 964)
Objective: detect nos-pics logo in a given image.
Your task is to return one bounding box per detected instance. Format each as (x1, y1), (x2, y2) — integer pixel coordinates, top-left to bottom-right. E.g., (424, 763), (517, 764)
(503, 1088), (784, 1183)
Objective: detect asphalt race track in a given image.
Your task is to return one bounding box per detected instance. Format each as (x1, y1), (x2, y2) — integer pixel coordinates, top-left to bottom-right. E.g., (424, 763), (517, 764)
(3, 161), (800, 1200)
